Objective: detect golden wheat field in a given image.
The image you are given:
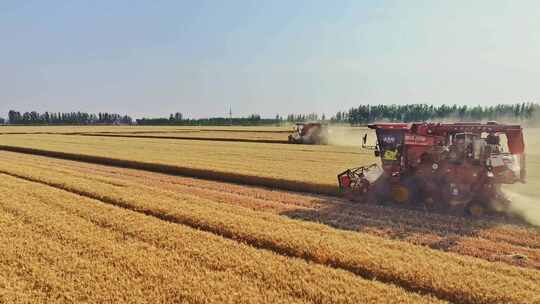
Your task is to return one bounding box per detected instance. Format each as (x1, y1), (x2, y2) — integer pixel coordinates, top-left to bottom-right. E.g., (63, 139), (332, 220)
(0, 126), (539, 304)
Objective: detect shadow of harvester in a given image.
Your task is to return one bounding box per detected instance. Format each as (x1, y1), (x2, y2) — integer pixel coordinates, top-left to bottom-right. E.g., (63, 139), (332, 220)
(279, 198), (538, 254)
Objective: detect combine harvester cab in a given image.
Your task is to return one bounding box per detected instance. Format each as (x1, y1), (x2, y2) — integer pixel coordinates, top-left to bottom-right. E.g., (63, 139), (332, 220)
(338, 122), (526, 216)
(288, 122), (329, 145)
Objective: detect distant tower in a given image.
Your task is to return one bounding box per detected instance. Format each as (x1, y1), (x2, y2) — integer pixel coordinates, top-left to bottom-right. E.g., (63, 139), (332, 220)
(229, 107), (233, 126)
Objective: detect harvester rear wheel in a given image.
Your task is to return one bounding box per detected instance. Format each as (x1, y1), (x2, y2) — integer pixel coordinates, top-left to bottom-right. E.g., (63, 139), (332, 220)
(389, 177), (420, 205)
(391, 185), (410, 204)
(466, 202), (485, 218)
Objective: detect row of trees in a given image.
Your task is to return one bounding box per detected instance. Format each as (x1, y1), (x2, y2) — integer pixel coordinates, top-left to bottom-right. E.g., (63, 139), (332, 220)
(7, 110), (132, 125)
(137, 113), (274, 126)
(285, 113), (325, 122)
(2, 103), (538, 126)
(336, 103), (539, 125)
(137, 112), (335, 126)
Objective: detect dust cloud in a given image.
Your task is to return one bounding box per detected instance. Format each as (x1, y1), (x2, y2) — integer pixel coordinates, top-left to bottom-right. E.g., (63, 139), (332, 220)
(502, 189), (540, 226)
(502, 128), (539, 226)
(326, 126), (374, 147)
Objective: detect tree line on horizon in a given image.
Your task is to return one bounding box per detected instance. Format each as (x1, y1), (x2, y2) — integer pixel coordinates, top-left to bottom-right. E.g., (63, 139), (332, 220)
(136, 113), (267, 126)
(139, 103), (539, 125)
(337, 102), (539, 125)
(137, 113), (328, 126)
(5, 110), (133, 125)
(1, 103), (538, 126)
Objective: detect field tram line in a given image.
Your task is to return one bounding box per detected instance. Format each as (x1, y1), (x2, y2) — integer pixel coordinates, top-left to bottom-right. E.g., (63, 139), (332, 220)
(0, 145), (338, 196)
(0, 170), (458, 304)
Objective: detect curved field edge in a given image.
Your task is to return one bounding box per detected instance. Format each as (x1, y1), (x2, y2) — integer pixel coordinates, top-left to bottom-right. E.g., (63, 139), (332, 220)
(0, 160), (539, 303)
(0, 145), (338, 195)
(0, 175), (441, 304)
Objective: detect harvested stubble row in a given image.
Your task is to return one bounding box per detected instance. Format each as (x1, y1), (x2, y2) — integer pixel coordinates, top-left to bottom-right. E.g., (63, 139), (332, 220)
(0, 134), (371, 194)
(0, 175), (441, 304)
(75, 132), (290, 144)
(3, 151), (540, 269)
(0, 154), (538, 304)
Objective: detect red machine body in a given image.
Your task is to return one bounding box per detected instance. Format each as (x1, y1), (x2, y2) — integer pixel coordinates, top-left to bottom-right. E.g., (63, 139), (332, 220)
(338, 122), (526, 215)
(288, 122), (328, 144)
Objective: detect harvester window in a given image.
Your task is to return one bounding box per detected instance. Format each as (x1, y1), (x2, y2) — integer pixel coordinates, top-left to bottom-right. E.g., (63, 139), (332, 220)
(482, 132), (508, 154)
(383, 150), (399, 161)
(376, 130), (404, 164)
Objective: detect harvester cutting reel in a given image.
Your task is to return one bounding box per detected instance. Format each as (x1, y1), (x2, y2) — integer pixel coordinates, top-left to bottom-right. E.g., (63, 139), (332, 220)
(338, 164), (382, 201)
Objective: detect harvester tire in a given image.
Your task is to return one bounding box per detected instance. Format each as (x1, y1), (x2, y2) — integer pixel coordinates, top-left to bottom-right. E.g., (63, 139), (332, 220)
(466, 202), (485, 218)
(391, 185), (410, 204)
(390, 177), (421, 205)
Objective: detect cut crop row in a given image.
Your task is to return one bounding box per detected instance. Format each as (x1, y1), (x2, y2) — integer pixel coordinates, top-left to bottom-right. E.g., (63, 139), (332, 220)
(0, 155), (538, 304)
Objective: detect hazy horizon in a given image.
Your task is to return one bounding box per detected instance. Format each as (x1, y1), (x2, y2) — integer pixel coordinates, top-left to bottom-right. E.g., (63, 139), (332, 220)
(1, 1), (539, 119)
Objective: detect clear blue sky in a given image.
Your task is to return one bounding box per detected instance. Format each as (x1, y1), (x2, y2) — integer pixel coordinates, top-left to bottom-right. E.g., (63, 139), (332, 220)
(1, 0), (539, 118)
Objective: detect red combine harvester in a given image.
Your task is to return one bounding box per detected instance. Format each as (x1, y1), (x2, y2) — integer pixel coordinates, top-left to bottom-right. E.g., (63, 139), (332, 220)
(338, 122), (526, 216)
(288, 122), (328, 145)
